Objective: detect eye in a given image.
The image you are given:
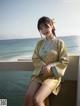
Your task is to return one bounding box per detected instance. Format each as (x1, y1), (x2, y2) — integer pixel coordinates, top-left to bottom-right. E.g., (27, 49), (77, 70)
(44, 24), (50, 28)
(39, 24), (50, 30)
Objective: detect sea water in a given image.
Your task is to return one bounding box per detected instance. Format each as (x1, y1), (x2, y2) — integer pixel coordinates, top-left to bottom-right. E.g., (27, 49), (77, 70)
(0, 35), (80, 62)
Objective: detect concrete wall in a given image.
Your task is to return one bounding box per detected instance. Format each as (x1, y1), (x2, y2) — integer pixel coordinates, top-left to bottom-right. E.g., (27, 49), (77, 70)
(0, 56), (79, 80)
(0, 56), (79, 106)
(77, 56), (80, 106)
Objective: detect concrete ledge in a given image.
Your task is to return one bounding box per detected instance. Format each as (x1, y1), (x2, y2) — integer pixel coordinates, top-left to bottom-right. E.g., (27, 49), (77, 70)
(64, 56), (79, 80)
(50, 80), (77, 106)
(0, 61), (34, 71)
(0, 55), (79, 106)
(77, 56), (80, 106)
(0, 56), (79, 80)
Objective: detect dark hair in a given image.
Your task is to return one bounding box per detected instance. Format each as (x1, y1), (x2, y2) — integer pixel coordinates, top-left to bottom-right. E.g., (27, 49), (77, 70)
(37, 16), (56, 37)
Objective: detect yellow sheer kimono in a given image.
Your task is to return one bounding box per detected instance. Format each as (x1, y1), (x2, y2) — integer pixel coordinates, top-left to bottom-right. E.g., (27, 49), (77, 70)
(32, 37), (69, 95)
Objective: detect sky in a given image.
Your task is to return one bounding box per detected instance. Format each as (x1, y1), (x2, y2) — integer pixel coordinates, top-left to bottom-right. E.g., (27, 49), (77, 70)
(0, 0), (80, 39)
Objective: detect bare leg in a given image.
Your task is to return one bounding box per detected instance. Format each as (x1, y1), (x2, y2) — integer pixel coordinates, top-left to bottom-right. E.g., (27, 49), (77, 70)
(25, 80), (41, 106)
(34, 79), (58, 106)
(34, 83), (51, 106)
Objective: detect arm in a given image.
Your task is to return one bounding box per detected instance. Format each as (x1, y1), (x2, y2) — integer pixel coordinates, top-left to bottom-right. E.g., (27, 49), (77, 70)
(50, 39), (69, 78)
(32, 41), (46, 68)
(32, 40), (46, 77)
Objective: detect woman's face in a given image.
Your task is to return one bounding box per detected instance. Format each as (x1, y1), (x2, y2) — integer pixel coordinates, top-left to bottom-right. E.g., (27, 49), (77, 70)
(39, 23), (53, 37)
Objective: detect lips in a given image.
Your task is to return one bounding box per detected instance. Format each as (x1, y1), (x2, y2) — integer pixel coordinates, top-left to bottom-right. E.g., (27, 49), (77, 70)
(43, 32), (49, 35)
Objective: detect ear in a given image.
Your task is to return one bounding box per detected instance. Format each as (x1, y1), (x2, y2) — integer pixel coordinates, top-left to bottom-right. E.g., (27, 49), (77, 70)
(52, 24), (55, 30)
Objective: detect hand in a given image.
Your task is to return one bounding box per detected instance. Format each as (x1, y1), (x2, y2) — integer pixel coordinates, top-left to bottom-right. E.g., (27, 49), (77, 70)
(42, 65), (51, 73)
(39, 64), (52, 79)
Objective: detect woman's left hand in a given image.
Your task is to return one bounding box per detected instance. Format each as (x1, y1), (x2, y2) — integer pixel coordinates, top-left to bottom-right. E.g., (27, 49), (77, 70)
(43, 64), (51, 73)
(40, 64), (52, 76)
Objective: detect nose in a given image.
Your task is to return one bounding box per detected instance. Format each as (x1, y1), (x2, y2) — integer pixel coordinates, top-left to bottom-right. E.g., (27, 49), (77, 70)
(41, 28), (47, 34)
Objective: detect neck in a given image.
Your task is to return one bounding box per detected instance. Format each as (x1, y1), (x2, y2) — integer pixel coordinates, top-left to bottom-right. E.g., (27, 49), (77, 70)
(46, 34), (55, 40)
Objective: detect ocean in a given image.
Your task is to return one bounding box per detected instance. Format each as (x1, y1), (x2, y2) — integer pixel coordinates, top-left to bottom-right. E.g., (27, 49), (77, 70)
(0, 35), (80, 62)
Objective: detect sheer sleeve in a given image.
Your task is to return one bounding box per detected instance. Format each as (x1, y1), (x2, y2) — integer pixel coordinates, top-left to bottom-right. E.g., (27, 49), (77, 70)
(32, 40), (46, 76)
(50, 39), (69, 78)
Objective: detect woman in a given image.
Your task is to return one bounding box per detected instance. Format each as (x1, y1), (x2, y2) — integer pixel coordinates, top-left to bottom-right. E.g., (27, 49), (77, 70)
(25, 16), (69, 106)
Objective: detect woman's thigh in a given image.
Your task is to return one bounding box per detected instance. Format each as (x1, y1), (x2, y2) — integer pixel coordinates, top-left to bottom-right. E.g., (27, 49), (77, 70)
(34, 79), (59, 102)
(25, 80), (41, 106)
(34, 83), (51, 103)
(25, 80), (41, 98)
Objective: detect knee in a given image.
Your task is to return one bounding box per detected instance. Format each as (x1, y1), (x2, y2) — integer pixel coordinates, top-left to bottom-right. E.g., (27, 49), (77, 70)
(34, 95), (43, 106)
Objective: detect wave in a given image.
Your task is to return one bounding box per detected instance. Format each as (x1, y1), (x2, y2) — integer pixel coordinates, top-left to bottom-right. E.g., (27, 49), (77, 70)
(0, 35), (80, 61)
